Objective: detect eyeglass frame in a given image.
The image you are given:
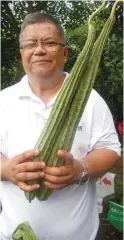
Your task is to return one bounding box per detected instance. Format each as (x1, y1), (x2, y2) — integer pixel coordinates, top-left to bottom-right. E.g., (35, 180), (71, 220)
(20, 40), (66, 51)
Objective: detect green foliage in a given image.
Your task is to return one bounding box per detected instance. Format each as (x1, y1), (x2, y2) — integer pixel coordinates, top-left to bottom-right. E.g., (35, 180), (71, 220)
(1, 61), (24, 90)
(94, 34), (123, 121)
(65, 22), (88, 71)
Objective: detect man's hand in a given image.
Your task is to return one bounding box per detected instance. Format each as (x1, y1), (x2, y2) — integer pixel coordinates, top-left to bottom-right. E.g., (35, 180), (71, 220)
(2, 149), (45, 192)
(1, 149), (83, 192)
(42, 150), (83, 189)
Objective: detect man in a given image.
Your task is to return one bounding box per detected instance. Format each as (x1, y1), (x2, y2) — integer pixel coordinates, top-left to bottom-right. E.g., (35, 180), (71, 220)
(0, 12), (120, 240)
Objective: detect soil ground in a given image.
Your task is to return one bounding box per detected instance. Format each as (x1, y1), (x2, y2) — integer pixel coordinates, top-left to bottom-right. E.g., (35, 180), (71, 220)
(95, 214), (123, 240)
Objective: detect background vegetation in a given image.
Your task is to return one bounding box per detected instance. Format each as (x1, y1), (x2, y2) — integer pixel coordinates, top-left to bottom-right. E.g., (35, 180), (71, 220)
(1, 0), (123, 122)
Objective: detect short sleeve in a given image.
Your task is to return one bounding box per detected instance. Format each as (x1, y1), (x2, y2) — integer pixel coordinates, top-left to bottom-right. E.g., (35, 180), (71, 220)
(0, 136), (3, 153)
(90, 92), (121, 156)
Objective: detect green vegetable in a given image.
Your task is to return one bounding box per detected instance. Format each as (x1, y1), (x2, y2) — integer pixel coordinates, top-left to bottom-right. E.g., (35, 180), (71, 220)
(25, 0), (123, 202)
(12, 222), (39, 240)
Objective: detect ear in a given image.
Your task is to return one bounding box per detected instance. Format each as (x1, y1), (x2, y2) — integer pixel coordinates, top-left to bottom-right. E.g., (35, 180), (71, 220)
(20, 49), (23, 57)
(63, 45), (68, 63)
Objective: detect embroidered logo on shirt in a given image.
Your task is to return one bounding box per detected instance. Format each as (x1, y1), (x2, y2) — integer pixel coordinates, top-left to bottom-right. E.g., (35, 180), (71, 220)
(77, 126), (82, 131)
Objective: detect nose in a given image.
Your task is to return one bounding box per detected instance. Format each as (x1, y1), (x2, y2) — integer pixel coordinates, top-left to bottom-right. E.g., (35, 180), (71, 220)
(34, 43), (46, 55)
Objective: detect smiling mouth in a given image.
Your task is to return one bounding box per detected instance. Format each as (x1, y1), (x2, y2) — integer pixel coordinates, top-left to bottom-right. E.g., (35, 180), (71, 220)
(33, 60), (51, 64)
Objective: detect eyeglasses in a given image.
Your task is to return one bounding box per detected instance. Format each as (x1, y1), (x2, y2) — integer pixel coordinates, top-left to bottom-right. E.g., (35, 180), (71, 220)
(20, 40), (66, 51)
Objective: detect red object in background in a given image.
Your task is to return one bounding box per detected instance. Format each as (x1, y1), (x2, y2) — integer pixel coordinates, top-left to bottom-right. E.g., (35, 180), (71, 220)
(115, 121), (123, 135)
(114, 121), (123, 147)
(102, 177), (111, 185)
(117, 122), (123, 135)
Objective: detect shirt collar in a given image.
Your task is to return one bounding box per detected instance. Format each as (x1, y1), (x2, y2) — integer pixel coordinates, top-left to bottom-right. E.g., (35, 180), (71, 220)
(18, 72), (69, 106)
(18, 75), (34, 99)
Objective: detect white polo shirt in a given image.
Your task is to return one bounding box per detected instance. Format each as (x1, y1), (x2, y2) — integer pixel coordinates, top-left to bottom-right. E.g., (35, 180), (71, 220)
(0, 74), (121, 240)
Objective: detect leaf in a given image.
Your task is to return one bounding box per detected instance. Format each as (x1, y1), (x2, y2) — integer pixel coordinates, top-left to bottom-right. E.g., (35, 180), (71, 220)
(12, 222), (39, 240)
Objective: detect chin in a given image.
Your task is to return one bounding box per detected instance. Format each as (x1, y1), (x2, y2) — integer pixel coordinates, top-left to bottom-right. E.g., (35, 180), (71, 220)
(32, 70), (53, 78)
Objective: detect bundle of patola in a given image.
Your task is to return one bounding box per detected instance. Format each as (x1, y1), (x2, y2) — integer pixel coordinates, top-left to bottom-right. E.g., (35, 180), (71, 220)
(25, 0), (123, 202)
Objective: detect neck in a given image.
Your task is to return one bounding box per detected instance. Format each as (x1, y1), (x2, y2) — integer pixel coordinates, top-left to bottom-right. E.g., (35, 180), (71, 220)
(28, 72), (65, 104)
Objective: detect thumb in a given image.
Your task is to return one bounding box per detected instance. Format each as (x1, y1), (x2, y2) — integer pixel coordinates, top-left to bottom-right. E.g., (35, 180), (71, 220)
(57, 150), (74, 165)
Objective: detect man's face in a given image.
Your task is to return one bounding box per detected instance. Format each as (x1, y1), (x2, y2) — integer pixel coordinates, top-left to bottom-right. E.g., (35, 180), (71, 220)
(20, 22), (68, 78)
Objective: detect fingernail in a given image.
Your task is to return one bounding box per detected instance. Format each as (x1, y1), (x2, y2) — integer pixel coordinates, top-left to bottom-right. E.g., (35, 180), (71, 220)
(36, 185), (40, 188)
(40, 162), (45, 168)
(40, 172), (44, 177)
(58, 150), (65, 155)
(34, 150), (40, 155)
(58, 150), (62, 154)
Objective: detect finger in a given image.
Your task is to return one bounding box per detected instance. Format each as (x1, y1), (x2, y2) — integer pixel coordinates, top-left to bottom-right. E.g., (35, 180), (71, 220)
(43, 172), (72, 184)
(14, 149), (40, 164)
(15, 161), (45, 173)
(57, 150), (74, 166)
(44, 181), (67, 190)
(43, 165), (69, 176)
(16, 171), (44, 181)
(18, 181), (40, 192)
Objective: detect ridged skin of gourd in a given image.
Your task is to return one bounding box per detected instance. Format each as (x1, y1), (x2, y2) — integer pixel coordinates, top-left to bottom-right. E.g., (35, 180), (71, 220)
(25, 0), (122, 202)
(36, 16), (115, 201)
(25, 23), (96, 202)
(25, 0), (109, 202)
(36, 12), (115, 201)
